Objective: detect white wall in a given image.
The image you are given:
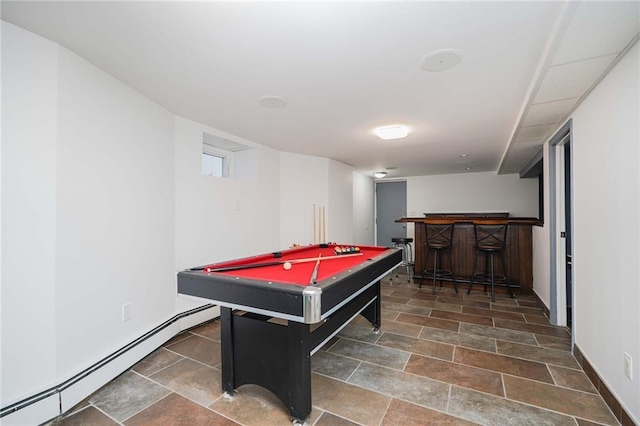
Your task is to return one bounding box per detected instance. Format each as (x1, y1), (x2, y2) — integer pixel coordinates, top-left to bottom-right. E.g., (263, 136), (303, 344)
(2, 21), (59, 404)
(402, 171), (538, 243)
(569, 41), (639, 422)
(532, 142), (551, 307)
(279, 153), (329, 246)
(407, 171), (539, 218)
(352, 172), (375, 245)
(328, 161), (354, 244)
(2, 22), (180, 423)
(278, 153), (356, 246)
(54, 46), (176, 378)
(174, 117), (281, 272)
(533, 40), (639, 422)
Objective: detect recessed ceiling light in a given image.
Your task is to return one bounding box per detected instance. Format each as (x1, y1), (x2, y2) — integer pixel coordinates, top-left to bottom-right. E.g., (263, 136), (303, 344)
(421, 49), (463, 72)
(374, 125), (408, 140)
(465, 167), (473, 171)
(459, 153), (469, 158)
(374, 171), (388, 178)
(258, 96), (287, 108)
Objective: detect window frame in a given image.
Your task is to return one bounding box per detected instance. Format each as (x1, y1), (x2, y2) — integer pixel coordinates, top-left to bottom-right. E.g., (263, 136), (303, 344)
(202, 145), (231, 178)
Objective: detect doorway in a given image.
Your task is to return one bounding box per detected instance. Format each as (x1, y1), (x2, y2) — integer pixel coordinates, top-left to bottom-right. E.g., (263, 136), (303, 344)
(375, 181), (407, 247)
(549, 120), (573, 330)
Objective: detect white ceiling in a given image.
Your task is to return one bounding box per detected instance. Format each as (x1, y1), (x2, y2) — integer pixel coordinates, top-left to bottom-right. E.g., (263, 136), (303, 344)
(3, 1), (639, 178)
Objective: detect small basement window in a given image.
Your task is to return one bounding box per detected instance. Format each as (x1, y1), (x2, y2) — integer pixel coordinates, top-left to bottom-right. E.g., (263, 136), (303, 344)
(202, 132), (254, 179)
(202, 150), (228, 178)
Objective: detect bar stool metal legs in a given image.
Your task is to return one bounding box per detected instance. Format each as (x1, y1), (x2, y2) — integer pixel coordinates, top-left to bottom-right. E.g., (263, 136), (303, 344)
(421, 245), (458, 295)
(391, 237), (413, 283)
(419, 221), (458, 294)
(469, 250), (508, 302)
(467, 219), (511, 302)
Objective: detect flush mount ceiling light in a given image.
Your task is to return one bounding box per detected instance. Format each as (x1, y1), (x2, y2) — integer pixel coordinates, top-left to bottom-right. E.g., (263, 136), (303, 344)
(258, 96), (287, 108)
(374, 171), (388, 178)
(374, 125), (408, 140)
(421, 49), (463, 72)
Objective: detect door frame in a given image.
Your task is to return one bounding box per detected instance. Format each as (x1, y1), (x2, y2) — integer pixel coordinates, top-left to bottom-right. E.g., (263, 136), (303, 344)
(549, 119), (574, 331)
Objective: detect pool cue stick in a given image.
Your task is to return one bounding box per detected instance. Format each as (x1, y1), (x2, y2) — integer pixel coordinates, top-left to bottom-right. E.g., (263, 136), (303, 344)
(309, 253), (322, 284)
(324, 206), (326, 242)
(321, 206), (326, 242)
(321, 206), (324, 242)
(199, 261), (288, 272)
(318, 205), (322, 244)
(313, 204), (316, 244)
(289, 252), (362, 264)
(196, 252), (363, 273)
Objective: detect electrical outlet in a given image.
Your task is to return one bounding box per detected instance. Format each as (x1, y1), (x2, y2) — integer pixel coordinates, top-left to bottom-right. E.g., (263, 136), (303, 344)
(122, 303), (131, 322)
(624, 352), (632, 380)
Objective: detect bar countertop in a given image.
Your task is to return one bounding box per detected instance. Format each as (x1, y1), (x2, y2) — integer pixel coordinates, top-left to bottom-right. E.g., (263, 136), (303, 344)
(396, 216), (543, 226)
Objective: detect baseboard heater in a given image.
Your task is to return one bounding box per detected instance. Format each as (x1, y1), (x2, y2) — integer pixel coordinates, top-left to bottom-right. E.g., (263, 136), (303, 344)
(0, 304), (216, 419)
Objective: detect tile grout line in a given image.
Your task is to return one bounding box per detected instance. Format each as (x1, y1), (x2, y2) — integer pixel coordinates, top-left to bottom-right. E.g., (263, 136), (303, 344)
(161, 345), (224, 372)
(500, 391), (618, 426)
(117, 381), (175, 424)
(134, 349), (187, 378)
(132, 368), (245, 426)
(92, 403), (125, 425)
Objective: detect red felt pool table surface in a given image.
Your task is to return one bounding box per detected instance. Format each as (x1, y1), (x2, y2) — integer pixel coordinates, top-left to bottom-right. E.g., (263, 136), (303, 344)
(201, 244), (389, 285)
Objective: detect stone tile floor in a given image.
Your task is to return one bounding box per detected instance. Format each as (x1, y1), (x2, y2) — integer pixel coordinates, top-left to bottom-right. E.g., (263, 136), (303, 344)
(51, 274), (620, 425)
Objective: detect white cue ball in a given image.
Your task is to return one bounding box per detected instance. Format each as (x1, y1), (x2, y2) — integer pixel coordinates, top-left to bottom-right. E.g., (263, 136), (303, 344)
(283, 262), (292, 270)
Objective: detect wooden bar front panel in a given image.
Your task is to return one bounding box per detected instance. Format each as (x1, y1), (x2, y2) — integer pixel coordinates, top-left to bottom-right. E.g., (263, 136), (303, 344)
(409, 219), (534, 294)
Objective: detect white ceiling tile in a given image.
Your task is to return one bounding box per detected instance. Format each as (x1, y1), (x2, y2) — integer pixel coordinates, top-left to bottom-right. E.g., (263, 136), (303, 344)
(534, 54), (617, 103)
(524, 98), (579, 126)
(514, 139), (544, 148)
(516, 124), (557, 142)
(553, 1), (640, 65)
(501, 146), (542, 174)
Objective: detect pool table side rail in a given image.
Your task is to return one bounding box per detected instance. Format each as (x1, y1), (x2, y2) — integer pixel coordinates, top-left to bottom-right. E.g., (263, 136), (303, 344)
(186, 244), (376, 272)
(177, 247), (402, 324)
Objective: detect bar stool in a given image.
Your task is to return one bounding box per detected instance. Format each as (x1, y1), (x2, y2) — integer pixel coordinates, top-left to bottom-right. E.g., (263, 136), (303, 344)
(467, 219), (510, 302)
(420, 220), (458, 294)
(391, 237), (413, 282)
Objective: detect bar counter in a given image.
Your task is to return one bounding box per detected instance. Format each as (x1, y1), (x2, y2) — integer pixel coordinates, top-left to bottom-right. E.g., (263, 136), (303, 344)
(396, 215), (542, 295)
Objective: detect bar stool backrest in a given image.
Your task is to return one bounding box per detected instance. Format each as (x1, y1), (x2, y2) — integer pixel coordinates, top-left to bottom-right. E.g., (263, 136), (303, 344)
(423, 219), (455, 249)
(472, 219), (508, 251)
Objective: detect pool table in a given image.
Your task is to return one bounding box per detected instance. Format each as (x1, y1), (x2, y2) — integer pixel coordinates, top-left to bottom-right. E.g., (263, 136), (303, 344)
(177, 244), (401, 423)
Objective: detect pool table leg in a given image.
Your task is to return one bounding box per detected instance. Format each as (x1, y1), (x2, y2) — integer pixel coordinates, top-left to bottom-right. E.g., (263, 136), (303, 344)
(359, 281), (382, 330)
(287, 321), (312, 423)
(220, 307), (237, 396)
(218, 306), (312, 423)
